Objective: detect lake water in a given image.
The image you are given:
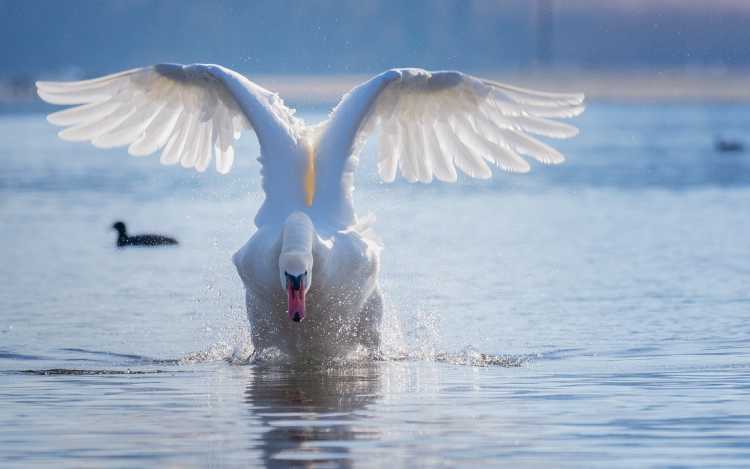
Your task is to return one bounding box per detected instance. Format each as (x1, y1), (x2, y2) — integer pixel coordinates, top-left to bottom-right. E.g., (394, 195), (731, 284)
(1, 103), (750, 467)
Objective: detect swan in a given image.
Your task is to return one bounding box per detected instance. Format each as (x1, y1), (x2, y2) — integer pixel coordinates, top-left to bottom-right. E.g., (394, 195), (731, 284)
(36, 64), (584, 357)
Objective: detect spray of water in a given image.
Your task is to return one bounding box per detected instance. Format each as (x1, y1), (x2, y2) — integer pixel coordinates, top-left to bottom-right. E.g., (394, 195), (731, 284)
(180, 298), (528, 368)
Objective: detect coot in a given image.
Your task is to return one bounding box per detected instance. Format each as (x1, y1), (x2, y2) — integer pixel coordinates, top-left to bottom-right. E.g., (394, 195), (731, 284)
(112, 221), (178, 247)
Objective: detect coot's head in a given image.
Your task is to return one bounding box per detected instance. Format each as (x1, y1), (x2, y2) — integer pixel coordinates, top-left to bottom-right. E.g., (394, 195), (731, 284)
(111, 221), (126, 234)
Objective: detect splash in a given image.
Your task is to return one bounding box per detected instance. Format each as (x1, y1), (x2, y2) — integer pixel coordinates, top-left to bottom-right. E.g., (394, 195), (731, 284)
(431, 347), (528, 367)
(178, 305), (528, 368)
(179, 325), (254, 365)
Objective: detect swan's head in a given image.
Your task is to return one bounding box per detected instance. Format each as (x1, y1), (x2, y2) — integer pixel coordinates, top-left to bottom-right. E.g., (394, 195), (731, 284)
(279, 253), (313, 323)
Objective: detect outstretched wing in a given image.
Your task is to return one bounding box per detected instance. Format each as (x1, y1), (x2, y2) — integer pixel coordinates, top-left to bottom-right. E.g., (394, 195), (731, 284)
(36, 63), (300, 174)
(314, 68), (584, 227)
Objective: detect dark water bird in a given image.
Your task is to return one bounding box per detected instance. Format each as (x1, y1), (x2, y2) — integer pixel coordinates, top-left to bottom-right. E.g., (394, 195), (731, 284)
(715, 137), (745, 153)
(111, 221), (178, 248)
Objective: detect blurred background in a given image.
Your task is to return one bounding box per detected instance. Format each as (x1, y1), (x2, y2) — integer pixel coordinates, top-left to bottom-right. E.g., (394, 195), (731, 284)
(3, 0), (750, 109)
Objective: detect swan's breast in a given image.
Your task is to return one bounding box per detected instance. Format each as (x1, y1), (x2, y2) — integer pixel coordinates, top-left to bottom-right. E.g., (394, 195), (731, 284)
(233, 226), (283, 297)
(314, 230), (380, 298)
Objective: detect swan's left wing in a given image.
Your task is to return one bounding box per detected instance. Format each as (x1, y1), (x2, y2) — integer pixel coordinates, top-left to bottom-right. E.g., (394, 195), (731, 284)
(314, 68), (584, 227)
(36, 64), (299, 175)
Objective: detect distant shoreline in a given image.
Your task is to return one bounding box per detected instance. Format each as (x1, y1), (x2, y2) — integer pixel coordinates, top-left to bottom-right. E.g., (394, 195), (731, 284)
(4, 69), (750, 111)
(251, 70), (750, 104)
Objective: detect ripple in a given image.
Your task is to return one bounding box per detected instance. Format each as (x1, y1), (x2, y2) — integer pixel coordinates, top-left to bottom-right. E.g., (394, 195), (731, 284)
(12, 368), (179, 376)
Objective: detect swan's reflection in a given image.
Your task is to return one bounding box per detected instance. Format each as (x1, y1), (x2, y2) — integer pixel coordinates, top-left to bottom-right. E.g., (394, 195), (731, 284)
(245, 362), (383, 467)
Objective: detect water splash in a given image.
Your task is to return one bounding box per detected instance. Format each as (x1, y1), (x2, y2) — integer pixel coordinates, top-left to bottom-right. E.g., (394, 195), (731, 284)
(179, 334), (527, 369)
(179, 330), (254, 365)
(176, 296), (529, 368)
(431, 346), (528, 367)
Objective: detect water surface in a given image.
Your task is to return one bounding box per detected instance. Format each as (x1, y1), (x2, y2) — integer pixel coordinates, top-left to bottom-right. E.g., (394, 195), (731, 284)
(2, 104), (750, 467)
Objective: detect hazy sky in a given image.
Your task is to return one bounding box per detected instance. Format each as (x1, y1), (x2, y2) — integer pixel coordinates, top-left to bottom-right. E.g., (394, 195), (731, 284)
(1, 0), (749, 78)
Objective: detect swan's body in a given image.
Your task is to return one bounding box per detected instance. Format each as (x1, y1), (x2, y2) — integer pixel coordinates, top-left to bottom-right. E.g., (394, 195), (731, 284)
(233, 213), (382, 356)
(37, 64), (584, 357)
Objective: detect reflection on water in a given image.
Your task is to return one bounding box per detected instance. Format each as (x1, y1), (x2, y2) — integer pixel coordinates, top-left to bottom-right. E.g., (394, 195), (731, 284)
(245, 363), (382, 466)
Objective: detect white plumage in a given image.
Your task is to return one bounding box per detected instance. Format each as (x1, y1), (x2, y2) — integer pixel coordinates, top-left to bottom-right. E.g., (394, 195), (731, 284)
(37, 64), (584, 357)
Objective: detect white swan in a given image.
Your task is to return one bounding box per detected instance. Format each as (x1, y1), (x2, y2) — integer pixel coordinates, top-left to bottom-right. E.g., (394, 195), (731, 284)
(36, 64), (584, 357)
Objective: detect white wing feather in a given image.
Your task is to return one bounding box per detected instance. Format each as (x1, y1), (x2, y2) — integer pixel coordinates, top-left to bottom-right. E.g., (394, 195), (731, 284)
(314, 68), (584, 228)
(38, 65), (583, 231)
(36, 64), (299, 175)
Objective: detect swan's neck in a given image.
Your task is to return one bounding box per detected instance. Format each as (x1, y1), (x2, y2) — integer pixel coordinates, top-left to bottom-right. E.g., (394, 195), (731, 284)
(279, 212), (315, 291)
(281, 212), (315, 264)
(281, 212), (314, 258)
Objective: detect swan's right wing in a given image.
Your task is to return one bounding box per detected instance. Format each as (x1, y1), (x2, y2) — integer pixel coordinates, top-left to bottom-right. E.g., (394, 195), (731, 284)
(314, 68), (584, 228)
(36, 63), (300, 174)
(321, 68), (584, 182)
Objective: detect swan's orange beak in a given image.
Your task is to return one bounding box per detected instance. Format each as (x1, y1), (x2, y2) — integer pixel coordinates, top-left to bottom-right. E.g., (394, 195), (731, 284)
(285, 272), (306, 322)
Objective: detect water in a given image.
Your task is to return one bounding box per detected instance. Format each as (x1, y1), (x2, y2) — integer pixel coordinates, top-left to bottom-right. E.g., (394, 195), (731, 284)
(2, 103), (750, 467)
